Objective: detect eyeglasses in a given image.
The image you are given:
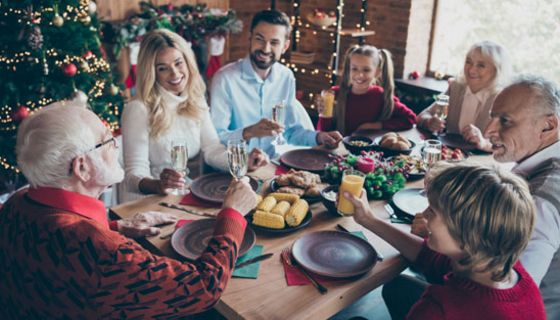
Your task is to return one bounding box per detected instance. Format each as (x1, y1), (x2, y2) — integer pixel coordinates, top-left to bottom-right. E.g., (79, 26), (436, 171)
(86, 136), (118, 153)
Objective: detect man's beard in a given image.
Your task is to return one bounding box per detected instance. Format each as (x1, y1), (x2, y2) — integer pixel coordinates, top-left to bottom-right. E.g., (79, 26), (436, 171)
(250, 50), (277, 70)
(89, 153), (124, 187)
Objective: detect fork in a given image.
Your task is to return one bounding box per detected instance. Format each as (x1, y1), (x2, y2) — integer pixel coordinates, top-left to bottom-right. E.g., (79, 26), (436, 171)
(281, 248), (328, 294)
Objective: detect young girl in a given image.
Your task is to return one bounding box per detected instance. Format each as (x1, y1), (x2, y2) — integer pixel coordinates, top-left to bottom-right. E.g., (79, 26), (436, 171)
(317, 45), (416, 135)
(344, 163), (545, 319)
(417, 41), (512, 151)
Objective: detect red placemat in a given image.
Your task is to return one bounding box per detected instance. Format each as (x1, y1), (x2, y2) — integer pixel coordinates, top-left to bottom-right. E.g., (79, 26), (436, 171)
(175, 219), (194, 230)
(282, 254), (343, 286)
(180, 192), (220, 208)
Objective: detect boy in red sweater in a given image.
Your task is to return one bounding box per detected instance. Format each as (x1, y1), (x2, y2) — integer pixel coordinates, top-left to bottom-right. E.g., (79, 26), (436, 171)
(344, 163), (545, 319)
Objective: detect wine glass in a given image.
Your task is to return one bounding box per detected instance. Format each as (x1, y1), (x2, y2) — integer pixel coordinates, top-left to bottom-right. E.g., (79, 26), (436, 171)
(170, 141), (189, 195)
(271, 100), (287, 145)
(422, 139), (442, 169)
(434, 94), (449, 136)
(227, 139), (248, 180)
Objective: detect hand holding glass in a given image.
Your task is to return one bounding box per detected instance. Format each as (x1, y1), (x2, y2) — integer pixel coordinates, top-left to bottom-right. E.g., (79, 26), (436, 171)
(337, 169), (366, 216)
(271, 101), (287, 145)
(170, 141), (189, 195)
(227, 139), (248, 180)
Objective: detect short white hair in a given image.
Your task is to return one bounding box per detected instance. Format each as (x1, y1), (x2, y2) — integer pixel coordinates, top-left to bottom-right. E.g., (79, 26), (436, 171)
(459, 40), (513, 91)
(16, 102), (98, 188)
(509, 74), (560, 117)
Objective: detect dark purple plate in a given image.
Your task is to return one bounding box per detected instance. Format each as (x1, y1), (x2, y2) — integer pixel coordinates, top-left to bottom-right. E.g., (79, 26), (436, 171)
(190, 173), (259, 203)
(171, 218), (256, 260)
(291, 230), (378, 278)
(438, 133), (478, 151)
(280, 149), (333, 173)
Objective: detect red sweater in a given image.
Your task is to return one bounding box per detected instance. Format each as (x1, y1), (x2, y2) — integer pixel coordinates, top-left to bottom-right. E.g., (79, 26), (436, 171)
(407, 243), (546, 320)
(317, 85), (416, 134)
(0, 187), (247, 319)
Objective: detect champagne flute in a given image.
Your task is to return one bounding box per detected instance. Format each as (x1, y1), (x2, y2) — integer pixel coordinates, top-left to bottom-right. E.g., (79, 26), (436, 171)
(434, 94), (449, 136)
(170, 141), (189, 195)
(271, 100), (287, 145)
(227, 139), (248, 180)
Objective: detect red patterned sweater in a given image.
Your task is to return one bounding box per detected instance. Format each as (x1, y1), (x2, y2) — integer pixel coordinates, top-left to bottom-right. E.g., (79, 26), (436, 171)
(317, 85), (416, 134)
(407, 243), (546, 320)
(0, 187), (247, 319)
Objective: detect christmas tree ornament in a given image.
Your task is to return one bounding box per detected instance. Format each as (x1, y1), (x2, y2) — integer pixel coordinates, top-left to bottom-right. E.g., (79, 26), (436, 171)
(12, 106), (30, 122)
(27, 26), (43, 51)
(62, 63), (77, 77)
(80, 16), (91, 25)
(72, 90), (88, 104)
(108, 84), (119, 96)
(83, 50), (94, 59)
(88, 1), (97, 15)
(53, 14), (64, 27)
(80, 60), (90, 72)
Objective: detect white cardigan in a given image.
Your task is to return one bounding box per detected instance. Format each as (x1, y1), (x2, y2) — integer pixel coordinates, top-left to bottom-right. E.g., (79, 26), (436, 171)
(120, 88), (228, 202)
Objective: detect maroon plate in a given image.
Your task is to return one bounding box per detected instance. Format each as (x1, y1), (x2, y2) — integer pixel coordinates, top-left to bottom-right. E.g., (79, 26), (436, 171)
(191, 173), (259, 203)
(280, 149), (333, 173)
(291, 231), (378, 278)
(438, 133), (477, 151)
(171, 218), (256, 260)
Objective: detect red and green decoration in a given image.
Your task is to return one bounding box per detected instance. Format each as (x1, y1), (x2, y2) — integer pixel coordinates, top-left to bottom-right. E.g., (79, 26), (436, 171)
(103, 1), (242, 85)
(324, 151), (411, 200)
(0, 0), (123, 184)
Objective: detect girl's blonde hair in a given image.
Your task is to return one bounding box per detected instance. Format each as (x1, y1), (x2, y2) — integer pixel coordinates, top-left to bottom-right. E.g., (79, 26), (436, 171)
(336, 45), (395, 135)
(458, 40), (512, 93)
(426, 162), (535, 282)
(136, 29), (206, 138)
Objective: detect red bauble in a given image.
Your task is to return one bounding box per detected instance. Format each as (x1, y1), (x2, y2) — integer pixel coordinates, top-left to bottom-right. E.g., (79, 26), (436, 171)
(83, 51), (93, 59)
(408, 71), (420, 80)
(13, 106), (30, 122)
(62, 63), (77, 77)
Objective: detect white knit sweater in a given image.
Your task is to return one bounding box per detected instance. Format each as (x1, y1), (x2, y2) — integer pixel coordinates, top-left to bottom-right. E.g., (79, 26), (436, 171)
(120, 88), (228, 202)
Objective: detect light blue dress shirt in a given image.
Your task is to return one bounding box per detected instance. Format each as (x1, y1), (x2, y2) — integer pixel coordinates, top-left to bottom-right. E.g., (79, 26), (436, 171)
(210, 56), (318, 156)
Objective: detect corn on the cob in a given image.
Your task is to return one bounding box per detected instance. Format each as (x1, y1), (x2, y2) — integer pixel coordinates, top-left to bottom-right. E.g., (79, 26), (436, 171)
(256, 196), (277, 211)
(255, 194), (263, 207)
(285, 199), (309, 227)
(269, 192), (300, 204)
(252, 210), (285, 229)
(271, 201), (291, 217)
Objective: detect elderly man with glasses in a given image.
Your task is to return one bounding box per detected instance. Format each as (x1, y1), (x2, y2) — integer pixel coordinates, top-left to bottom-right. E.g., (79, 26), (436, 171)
(0, 103), (256, 318)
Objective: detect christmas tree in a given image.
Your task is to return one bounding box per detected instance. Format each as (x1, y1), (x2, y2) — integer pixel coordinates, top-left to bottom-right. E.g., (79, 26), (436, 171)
(0, 0), (123, 189)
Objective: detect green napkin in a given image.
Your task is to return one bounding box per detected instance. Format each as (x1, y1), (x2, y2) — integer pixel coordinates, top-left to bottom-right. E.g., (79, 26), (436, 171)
(351, 231), (367, 240)
(233, 245), (264, 279)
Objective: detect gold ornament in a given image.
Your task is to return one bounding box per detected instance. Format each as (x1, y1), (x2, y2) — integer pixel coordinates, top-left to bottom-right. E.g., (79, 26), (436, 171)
(80, 16), (91, 25)
(108, 84), (119, 96)
(80, 61), (90, 72)
(53, 14), (64, 27)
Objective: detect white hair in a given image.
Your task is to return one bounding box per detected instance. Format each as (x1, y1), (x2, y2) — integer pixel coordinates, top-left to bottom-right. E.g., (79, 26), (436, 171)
(16, 102), (98, 188)
(509, 74), (560, 117)
(458, 40), (513, 92)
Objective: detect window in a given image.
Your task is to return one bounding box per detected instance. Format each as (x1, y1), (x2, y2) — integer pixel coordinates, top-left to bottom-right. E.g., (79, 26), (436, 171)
(429, 0), (560, 84)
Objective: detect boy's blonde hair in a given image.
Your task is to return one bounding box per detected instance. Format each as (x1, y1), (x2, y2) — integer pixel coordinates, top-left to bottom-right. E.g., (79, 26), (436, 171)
(136, 29), (206, 138)
(426, 162), (535, 281)
(336, 45), (395, 135)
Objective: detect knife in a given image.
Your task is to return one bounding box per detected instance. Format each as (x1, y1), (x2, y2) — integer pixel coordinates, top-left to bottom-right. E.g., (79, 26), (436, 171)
(235, 253), (274, 269)
(158, 202), (215, 218)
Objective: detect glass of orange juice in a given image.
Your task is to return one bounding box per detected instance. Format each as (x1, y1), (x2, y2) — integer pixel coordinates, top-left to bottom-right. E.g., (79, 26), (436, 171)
(337, 169), (366, 216)
(320, 89), (335, 118)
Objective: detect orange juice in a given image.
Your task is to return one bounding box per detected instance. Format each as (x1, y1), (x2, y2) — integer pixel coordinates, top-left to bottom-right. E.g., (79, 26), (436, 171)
(337, 170), (365, 216)
(321, 90), (335, 118)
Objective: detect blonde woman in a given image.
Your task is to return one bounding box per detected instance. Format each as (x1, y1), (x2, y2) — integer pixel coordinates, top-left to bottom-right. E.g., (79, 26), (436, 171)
(417, 41), (512, 151)
(121, 29), (267, 202)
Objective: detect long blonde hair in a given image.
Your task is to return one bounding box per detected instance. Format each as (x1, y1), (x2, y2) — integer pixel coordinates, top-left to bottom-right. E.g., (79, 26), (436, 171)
(136, 29), (206, 138)
(335, 45), (395, 135)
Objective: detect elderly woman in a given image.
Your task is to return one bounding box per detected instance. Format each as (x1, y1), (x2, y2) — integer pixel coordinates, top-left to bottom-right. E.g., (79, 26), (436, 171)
(121, 29), (267, 202)
(417, 41), (512, 151)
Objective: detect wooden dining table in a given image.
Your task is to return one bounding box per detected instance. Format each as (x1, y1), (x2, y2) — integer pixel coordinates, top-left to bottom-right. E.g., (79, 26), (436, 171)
(109, 127), (503, 320)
